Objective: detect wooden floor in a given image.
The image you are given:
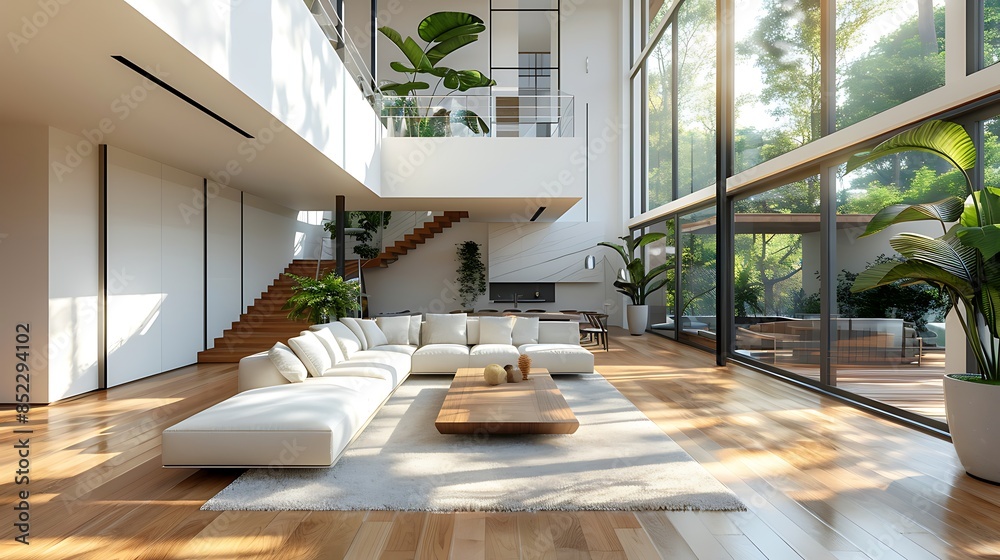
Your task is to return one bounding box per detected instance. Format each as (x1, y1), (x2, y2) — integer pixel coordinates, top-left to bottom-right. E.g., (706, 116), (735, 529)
(2, 329), (999, 559)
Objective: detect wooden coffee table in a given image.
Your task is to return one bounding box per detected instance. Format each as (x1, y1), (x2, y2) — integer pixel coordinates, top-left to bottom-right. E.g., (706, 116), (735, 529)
(435, 367), (579, 435)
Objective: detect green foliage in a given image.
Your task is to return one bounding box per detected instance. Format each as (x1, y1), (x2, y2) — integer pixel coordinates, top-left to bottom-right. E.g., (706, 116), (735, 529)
(791, 289), (822, 315)
(850, 120), (1000, 380)
(378, 12), (495, 137)
(733, 258), (764, 317)
(284, 273), (360, 324)
(324, 211), (391, 260)
(838, 255), (947, 330)
(599, 232), (670, 305)
(456, 240), (486, 308)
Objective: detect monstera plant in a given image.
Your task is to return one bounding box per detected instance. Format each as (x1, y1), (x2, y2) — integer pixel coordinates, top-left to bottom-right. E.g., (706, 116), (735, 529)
(847, 119), (1000, 482)
(378, 12), (496, 136)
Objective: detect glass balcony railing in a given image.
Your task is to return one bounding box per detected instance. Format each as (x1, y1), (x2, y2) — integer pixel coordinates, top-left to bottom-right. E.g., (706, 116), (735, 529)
(306, 0), (377, 106)
(377, 92), (576, 138)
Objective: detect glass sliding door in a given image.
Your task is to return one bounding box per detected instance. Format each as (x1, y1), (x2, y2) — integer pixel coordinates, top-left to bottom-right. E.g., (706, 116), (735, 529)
(679, 206), (717, 351)
(834, 148), (959, 421)
(645, 219), (677, 340)
(733, 178), (820, 380)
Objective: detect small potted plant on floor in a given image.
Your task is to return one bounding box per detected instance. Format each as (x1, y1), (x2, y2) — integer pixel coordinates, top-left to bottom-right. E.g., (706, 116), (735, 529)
(598, 232), (669, 335)
(848, 120), (1000, 482)
(284, 272), (360, 323)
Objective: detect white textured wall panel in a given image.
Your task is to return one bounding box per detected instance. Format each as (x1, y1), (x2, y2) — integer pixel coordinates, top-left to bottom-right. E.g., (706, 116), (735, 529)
(160, 166), (204, 370)
(106, 147), (163, 387)
(488, 222), (611, 283)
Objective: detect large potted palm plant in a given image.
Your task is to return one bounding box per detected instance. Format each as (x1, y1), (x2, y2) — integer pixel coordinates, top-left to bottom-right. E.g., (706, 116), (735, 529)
(848, 120), (1000, 482)
(598, 232), (670, 335)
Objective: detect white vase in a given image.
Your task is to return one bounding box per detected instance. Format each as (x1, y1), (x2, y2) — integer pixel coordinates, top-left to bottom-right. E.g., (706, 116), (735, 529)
(626, 305), (648, 336)
(944, 374), (1000, 483)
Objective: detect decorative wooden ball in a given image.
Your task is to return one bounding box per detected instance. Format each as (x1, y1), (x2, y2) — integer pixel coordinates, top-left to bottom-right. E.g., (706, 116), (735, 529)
(518, 354), (532, 380)
(484, 364), (506, 385)
(504, 364), (520, 383)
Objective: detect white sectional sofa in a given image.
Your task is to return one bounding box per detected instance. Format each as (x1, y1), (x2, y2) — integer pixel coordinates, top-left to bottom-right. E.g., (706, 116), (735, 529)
(162, 314), (594, 468)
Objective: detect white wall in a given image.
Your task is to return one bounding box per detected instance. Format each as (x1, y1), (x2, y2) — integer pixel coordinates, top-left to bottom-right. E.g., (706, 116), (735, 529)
(0, 125), (50, 403)
(242, 193), (300, 310)
(124, 0), (383, 193)
(206, 182), (242, 348)
(381, 137), (586, 207)
(47, 128), (100, 401)
(105, 147), (203, 387)
(365, 221), (491, 315)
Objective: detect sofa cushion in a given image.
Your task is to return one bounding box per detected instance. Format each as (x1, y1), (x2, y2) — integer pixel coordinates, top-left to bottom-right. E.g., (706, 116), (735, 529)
(267, 342), (307, 383)
(469, 344), (521, 368)
(519, 343), (595, 373)
(310, 327), (346, 364)
(369, 344), (417, 356)
(312, 322), (363, 357)
(338, 350), (411, 386)
(424, 313), (468, 345)
(467, 317), (480, 345)
(538, 321), (582, 345)
(288, 332), (333, 377)
(161, 381), (386, 467)
(512, 316), (540, 345)
(306, 374), (392, 400)
(318, 365), (395, 386)
(411, 344), (471, 373)
(409, 315), (422, 345)
(376, 315), (411, 345)
(340, 318), (369, 350)
(357, 319), (389, 348)
(480, 316), (516, 345)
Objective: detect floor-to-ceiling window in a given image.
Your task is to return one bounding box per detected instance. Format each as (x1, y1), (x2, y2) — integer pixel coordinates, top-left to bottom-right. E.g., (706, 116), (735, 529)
(836, 1), (946, 130)
(734, 0), (821, 172)
(627, 0), (1000, 430)
(645, 219), (677, 339)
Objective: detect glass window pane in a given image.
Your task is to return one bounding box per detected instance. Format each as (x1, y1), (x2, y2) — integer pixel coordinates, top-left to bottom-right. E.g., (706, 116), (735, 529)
(734, 178), (821, 381)
(986, 0), (1000, 68)
(679, 206), (717, 352)
(676, 0), (716, 196)
(492, 11), (559, 68)
(646, 219), (677, 340)
(646, 25), (673, 209)
(835, 150), (957, 421)
(734, 0), (821, 172)
(837, 1), (945, 130)
(648, 0), (670, 37)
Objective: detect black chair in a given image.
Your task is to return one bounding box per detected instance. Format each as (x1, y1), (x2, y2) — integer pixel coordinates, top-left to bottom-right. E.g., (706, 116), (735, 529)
(580, 312), (609, 351)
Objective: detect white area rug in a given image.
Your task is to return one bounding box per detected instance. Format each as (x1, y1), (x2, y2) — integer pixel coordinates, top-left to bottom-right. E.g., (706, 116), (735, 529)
(202, 375), (745, 512)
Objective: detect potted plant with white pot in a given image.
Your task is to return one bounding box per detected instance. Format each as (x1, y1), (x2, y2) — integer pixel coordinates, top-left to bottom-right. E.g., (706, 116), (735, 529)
(599, 232), (670, 336)
(848, 120), (1000, 482)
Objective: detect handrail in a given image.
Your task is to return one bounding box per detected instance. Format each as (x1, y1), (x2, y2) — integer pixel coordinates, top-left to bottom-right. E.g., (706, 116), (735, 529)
(377, 93), (575, 138)
(307, 0), (377, 104)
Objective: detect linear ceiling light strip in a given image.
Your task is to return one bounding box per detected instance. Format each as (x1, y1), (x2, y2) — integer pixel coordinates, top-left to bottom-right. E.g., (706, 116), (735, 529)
(111, 55), (254, 139)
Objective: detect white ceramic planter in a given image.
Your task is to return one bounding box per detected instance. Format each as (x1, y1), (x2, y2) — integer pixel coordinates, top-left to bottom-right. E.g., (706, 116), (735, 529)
(626, 305), (648, 336)
(944, 374), (1000, 483)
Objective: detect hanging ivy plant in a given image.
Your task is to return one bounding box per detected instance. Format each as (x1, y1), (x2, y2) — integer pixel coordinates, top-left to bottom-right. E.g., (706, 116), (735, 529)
(456, 240), (486, 308)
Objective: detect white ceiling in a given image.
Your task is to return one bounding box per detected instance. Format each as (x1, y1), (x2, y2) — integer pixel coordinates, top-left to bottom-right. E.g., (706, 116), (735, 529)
(0, 0), (578, 221)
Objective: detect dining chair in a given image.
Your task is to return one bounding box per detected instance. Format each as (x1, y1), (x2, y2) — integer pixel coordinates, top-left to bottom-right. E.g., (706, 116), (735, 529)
(580, 312), (609, 351)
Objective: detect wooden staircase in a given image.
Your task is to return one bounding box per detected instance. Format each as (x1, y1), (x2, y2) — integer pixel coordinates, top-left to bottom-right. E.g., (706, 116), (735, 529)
(361, 211), (469, 269)
(196, 211), (468, 362)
